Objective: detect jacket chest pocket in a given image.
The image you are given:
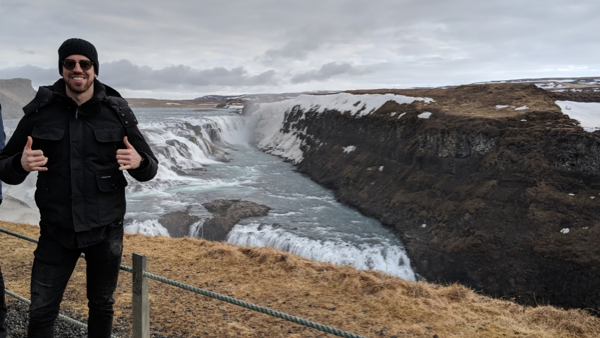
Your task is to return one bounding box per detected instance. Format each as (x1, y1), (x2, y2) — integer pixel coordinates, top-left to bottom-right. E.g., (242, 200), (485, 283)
(32, 125), (65, 143)
(94, 127), (125, 163)
(31, 126), (66, 161)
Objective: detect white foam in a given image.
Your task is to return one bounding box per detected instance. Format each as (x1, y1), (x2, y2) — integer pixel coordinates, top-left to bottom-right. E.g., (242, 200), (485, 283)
(124, 219), (170, 237)
(227, 223), (416, 280)
(189, 220), (206, 238)
(135, 114), (247, 184)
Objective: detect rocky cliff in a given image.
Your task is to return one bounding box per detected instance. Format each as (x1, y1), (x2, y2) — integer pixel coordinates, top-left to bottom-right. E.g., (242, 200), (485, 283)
(247, 83), (600, 312)
(0, 78), (36, 119)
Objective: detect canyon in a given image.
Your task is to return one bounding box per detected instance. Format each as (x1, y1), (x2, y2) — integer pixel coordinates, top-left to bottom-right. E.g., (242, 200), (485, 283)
(247, 82), (600, 312)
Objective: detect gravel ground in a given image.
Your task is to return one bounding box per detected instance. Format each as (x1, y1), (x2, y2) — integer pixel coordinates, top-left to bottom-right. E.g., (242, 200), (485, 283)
(4, 300), (138, 338)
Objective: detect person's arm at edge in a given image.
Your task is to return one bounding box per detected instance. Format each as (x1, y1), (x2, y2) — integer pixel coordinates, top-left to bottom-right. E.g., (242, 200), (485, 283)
(0, 103), (3, 204)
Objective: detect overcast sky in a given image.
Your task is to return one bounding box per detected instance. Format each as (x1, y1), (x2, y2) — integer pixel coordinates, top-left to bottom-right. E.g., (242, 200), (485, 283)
(0, 0), (598, 99)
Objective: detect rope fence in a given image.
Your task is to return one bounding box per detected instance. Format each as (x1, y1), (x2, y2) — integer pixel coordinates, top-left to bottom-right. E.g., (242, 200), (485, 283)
(1, 227), (368, 338)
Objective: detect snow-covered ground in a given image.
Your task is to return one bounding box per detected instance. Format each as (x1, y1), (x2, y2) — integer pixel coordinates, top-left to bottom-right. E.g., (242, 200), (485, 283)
(249, 93), (435, 164)
(249, 92), (600, 165)
(555, 101), (600, 132)
(0, 195), (40, 225)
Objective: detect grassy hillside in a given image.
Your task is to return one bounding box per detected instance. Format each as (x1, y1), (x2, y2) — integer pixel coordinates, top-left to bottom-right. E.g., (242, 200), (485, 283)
(1, 221), (599, 337)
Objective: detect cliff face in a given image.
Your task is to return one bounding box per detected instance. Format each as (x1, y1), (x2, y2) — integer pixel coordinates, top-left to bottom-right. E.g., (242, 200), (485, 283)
(248, 83), (600, 312)
(0, 78), (36, 119)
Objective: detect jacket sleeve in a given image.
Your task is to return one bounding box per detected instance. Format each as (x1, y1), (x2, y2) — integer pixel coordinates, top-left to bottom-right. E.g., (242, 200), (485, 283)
(125, 125), (158, 182)
(104, 94), (158, 182)
(0, 116), (32, 185)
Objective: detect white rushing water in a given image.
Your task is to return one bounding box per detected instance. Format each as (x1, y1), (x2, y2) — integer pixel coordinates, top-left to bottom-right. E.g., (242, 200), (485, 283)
(3, 106), (416, 280)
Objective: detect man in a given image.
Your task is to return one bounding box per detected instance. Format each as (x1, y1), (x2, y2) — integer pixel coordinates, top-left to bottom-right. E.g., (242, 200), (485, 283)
(0, 101), (8, 338)
(0, 38), (158, 338)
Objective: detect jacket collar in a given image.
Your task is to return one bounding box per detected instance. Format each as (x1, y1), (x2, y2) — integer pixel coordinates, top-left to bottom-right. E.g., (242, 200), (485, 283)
(23, 79), (125, 116)
(52, 78), (106, 116)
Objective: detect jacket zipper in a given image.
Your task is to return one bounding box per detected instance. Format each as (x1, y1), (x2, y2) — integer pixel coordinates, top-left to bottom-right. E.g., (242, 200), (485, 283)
(75, 107), (79, 119)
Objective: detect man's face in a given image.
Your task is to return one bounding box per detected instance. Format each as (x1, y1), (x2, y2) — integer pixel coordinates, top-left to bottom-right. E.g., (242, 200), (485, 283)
(62, 54), (96, 95)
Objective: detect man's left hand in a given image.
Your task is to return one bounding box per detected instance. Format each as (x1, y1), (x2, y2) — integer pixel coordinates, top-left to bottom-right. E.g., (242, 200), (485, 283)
(116, 136), (143, 170)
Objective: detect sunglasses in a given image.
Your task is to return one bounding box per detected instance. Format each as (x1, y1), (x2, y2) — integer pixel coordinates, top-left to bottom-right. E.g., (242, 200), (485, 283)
(61, 59), (94, 71)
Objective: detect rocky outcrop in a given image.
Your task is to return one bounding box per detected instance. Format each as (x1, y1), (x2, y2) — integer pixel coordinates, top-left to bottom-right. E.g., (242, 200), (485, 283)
(159, 207), (201, 237)
(200, 199), (270, 241)
(249, 83), (600, 312)
(0, 78), (36, 119)
(550, 90), (600, 103)
(158, 200), (271, 240)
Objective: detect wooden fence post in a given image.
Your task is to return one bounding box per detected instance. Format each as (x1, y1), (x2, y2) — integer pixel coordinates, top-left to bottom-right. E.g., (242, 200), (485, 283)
(132, 253), (150, 338)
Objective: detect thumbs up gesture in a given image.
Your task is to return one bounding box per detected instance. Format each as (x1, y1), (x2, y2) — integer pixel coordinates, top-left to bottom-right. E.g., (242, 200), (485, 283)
(21, 136), (48, 172)
(116, 136), (143, 170)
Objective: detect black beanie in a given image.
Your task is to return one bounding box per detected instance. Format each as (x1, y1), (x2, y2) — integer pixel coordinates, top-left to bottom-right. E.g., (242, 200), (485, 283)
(58, 38), (99, 76)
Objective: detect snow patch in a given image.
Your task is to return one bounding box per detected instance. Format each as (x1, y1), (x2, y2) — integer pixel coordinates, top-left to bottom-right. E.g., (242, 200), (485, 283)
(560, 228), (570, 234)
(342, 145), (356, 154)
(418, 112), (432, 119)
(514, 106), (529, 111)
(556, 101), (600, 132)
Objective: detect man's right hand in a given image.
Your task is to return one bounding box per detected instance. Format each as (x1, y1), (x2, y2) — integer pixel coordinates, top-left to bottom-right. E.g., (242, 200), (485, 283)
(21, 136), (48, 172)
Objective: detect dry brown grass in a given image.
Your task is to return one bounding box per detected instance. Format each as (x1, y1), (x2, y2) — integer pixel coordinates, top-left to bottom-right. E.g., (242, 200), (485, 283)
(348, 83), (562, 119)
(1, 221), (599, 337)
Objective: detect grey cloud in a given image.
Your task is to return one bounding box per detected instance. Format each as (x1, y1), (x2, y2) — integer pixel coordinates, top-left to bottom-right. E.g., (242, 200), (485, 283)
(261, 39), (323, 63)
(100, 60), (279, 90)
(0, 60), (279, 93)
(290, 62), (387, 84)
(1, 0), (600, 97)
(0, 65), (58, 87)
(254, 20), (364, 65)
(257, 26), (333, 64)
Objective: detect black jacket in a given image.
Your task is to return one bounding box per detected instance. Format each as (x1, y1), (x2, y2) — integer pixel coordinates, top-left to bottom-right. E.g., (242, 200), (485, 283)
(0, 79), (158, 232)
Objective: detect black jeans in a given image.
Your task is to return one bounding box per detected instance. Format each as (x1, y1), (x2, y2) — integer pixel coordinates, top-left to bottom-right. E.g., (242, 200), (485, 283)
(0, 265), (8, 338)
(27, 224), (123, 338)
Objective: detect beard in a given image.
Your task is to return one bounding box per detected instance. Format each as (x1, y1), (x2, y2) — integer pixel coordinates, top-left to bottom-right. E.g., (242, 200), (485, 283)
(66, 77), (94, 94)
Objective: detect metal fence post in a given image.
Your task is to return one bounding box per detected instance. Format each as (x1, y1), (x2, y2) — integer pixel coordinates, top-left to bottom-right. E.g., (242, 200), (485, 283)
(132, 253), (150, 338)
